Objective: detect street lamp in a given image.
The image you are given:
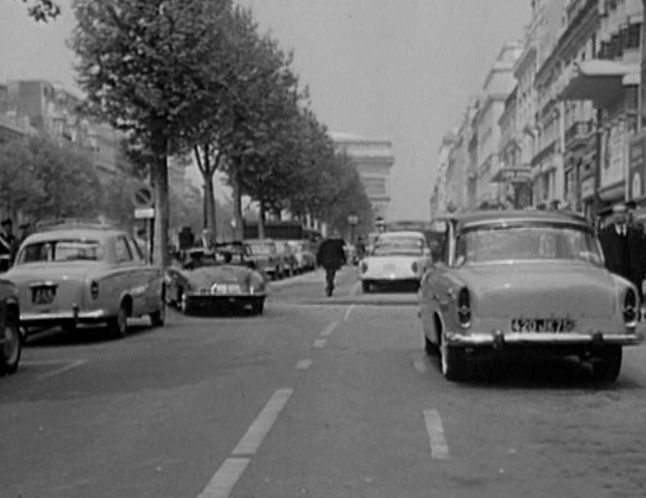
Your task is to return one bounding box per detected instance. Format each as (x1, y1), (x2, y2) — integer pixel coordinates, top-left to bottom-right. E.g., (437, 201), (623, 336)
(347, 214), (359, 244)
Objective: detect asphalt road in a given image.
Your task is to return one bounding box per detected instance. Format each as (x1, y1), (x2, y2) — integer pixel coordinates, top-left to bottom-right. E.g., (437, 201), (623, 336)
(2, 266), (646, 497)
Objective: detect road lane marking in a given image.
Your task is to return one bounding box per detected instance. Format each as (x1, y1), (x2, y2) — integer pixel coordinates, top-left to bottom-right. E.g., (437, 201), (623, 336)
(231, 388), (293, 456)
(423, 409), (450, 460)
(197, 457), (250, 498)
(295, 359), (312, 370)
(32, 359), (87, 381)
(412, 353), (427, 373)
(344, 304), (356, 322)
(320, 321), (339, 337)
(313, 338), (327, 348)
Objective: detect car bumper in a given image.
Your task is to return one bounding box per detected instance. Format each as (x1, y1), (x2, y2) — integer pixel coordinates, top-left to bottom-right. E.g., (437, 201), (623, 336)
(21, 308), (110, 325)
(446, 329), (644, 348)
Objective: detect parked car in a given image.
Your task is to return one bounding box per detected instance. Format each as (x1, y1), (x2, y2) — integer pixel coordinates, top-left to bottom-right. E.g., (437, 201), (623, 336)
(419, 210), (644, 382)
(359, 231), (431, 293)
(245, 239), (282, 280)
(287, 239), (316, 273)
(0, 278), (21, 375)
(3, 222), (165, 338)
(165, 244), (266, 315)
(274, 240), (297, 277)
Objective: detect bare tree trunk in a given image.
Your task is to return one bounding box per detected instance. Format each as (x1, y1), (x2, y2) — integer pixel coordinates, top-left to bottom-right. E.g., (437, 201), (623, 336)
(258, 200), (266, 239)
(231, 164), (244, 241)
(151, 145), (169, 269)
(203, 172), (216, 240)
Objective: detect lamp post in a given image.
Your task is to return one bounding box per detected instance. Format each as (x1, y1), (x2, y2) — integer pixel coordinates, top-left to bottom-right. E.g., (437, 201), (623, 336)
(347, 214), (359, 245)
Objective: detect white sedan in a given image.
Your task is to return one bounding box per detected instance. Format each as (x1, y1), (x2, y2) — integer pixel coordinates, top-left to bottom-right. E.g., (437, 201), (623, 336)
(359, 231), (431, 293)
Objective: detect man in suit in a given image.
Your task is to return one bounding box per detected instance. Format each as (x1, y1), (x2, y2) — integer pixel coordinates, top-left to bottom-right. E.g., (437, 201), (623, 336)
(598, 203), (646, 304)
(316, 231), (347, 297)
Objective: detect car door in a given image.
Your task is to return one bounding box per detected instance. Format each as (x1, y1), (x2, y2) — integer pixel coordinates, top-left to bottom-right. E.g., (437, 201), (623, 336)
(127, 236), (160, 314)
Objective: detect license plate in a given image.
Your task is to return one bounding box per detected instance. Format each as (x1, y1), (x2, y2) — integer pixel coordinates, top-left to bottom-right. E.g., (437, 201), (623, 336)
(31, 286), (57, 305)
(511, 318), (576, 333)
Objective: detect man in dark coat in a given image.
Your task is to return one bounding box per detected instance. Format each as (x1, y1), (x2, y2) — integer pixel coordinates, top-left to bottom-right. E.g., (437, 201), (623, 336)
(598, 203), (646, 303)
(316, 233), (347, 297)
(0, 218), (17, 271)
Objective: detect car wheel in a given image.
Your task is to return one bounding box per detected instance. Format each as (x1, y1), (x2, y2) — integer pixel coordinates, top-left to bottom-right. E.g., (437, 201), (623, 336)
(107, 305), (129, 338)
(424, 334), (439, 356)
(592, 346), (622, 383)
(440, 340), (467, 381)
(149, 297), (166, 327)
(362, 281), (371, 293)
(0, 312), (22, 375)
(252, 299), (264, 315)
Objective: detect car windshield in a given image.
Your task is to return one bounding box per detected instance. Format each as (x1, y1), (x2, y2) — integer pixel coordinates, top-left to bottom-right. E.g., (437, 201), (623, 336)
(18, 239), (104, 263)
(373, 237), (424, 256)
(454, 224), (603, 266)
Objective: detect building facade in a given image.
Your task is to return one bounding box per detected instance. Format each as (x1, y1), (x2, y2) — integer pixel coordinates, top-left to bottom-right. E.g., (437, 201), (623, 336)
(329, 132), (394, 220)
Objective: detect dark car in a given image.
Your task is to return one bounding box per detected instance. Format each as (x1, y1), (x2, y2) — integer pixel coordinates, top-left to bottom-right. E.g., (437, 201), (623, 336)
(0, 277), (21, 375)
(166, 244), (267, 315)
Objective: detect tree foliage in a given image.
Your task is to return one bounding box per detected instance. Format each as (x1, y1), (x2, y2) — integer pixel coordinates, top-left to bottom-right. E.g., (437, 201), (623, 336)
(21, 0), (60, 22)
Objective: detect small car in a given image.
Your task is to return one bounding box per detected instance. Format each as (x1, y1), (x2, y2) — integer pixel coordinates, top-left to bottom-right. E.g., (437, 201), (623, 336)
(419, 210), (644, 382)
(4, 222), (165, 338)
(359, 231), (431, 293)
(165, 243), (267, 315)
(0, 278), (21, 375)
(245, 239), (282, 280)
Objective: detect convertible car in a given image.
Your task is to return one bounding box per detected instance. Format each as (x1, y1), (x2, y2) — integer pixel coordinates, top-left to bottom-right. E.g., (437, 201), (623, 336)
(359, 231), (431, 292)
(166, 243), (267, 315)
(419, 210), (644, 383)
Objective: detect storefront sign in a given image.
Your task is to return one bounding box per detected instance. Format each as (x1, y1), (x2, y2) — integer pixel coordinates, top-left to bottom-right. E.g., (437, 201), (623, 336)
(580, 176), (596, 200)
(601, 123), (625, 188)
(628, 131), (646, 200)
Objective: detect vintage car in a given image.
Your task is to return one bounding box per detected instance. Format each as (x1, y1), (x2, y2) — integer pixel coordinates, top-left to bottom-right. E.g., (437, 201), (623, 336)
(3, 223), (165, 338)
(165, 243), (267, 315)
(245, 239), (282, 280)
(359, 231), (431, 293)
(419, 210), (644, 383)
(287, 239), (316, 273)
(0, 278), (21, 375)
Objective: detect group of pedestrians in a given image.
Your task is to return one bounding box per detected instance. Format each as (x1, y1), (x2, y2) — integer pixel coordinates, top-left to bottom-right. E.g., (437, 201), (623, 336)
(0, 218), (31, 271)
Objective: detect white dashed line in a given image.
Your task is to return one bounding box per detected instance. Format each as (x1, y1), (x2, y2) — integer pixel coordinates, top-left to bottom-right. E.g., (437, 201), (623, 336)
(32, 359), (87, 381)
(344, 304), (356, 322)
(231, 388), (293, 456)
(295, 359), (312, 370)
(197, 457), (250, 498)
(313, 338), (327, 348)
(423, 409), (450, 460)
(319, 321), (339, 337)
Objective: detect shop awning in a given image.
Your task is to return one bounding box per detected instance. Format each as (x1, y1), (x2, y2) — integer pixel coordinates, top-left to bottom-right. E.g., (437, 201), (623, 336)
(490, 164), (532, 183)
(559, 60), (639, 107)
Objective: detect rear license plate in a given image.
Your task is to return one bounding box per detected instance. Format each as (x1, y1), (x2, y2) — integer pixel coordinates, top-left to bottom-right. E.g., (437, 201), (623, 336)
(31, 286), (57, 305)
(211, 284), (242, 295)
(511, 318), (576, 333)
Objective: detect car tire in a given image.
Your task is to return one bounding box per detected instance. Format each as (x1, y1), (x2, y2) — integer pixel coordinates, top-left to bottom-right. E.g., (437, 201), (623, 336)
(440, 341), (467, 381)
(592, 346), (622, 383)
(1, 312), (22, 375)
(424, 335), (439, 356)
(107, 305), (129, 338)
(362, 281), (371, 293)
(149, 297), (166, 327)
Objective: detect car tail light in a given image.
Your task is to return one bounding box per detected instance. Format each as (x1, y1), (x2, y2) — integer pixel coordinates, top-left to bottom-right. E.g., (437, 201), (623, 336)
(90, 281), (99, 300)
(456, 287), (471, 329)
(411, 262), (418, 273)
(360, 262), (368, 273)
(622, 288), (638, 326)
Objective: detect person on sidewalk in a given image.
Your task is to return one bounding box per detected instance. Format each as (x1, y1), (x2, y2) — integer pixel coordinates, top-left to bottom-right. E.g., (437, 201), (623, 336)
(316, 232), (347, 297)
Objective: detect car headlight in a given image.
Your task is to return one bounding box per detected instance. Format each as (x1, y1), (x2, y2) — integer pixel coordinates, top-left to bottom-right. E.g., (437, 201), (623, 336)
(622, 287), (638, 326)
(90, 280), (99, 300)
(360, 262), (368, 273)
(456, 287), (471, 329)
(411, 262), (418, 273)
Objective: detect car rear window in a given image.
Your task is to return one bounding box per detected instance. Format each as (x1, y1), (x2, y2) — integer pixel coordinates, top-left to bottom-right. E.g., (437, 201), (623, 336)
(373, 237), (424, 256)
(19, 239), (104, 263)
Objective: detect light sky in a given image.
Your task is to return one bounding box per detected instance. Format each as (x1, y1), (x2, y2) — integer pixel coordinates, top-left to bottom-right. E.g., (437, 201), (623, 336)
(0, 0), (530, 221)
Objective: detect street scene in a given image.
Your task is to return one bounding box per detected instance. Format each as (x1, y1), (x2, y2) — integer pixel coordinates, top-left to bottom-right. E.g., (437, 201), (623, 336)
(3, 0), (646, 497)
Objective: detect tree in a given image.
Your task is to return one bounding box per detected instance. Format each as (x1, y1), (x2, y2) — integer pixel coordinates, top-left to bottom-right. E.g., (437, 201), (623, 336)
(71, 0), (235, 267)
(21, 0), (60, 21)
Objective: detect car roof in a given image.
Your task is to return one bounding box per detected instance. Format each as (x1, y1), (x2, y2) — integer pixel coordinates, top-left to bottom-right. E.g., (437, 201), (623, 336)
(24, 227), (124, 244)
(434, 209), (592, 230)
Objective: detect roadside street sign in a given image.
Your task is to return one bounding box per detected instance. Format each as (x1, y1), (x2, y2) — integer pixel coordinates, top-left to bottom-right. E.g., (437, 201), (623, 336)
(133, 186), (153, 208)
(134, 207), (155, 219)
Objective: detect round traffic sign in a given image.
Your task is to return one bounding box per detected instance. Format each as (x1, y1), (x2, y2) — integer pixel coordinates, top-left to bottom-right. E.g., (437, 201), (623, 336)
(134, 186), (153, 207)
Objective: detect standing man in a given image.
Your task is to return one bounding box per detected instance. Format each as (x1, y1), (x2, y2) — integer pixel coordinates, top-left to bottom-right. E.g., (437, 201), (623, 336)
(316, 231), (346, 297)
(0, 218), (17, 270)
(598, 203), (646, 304)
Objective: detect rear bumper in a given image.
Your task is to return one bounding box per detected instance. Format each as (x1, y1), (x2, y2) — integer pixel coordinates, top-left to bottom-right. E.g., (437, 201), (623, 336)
(446, 329), (644, 348)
